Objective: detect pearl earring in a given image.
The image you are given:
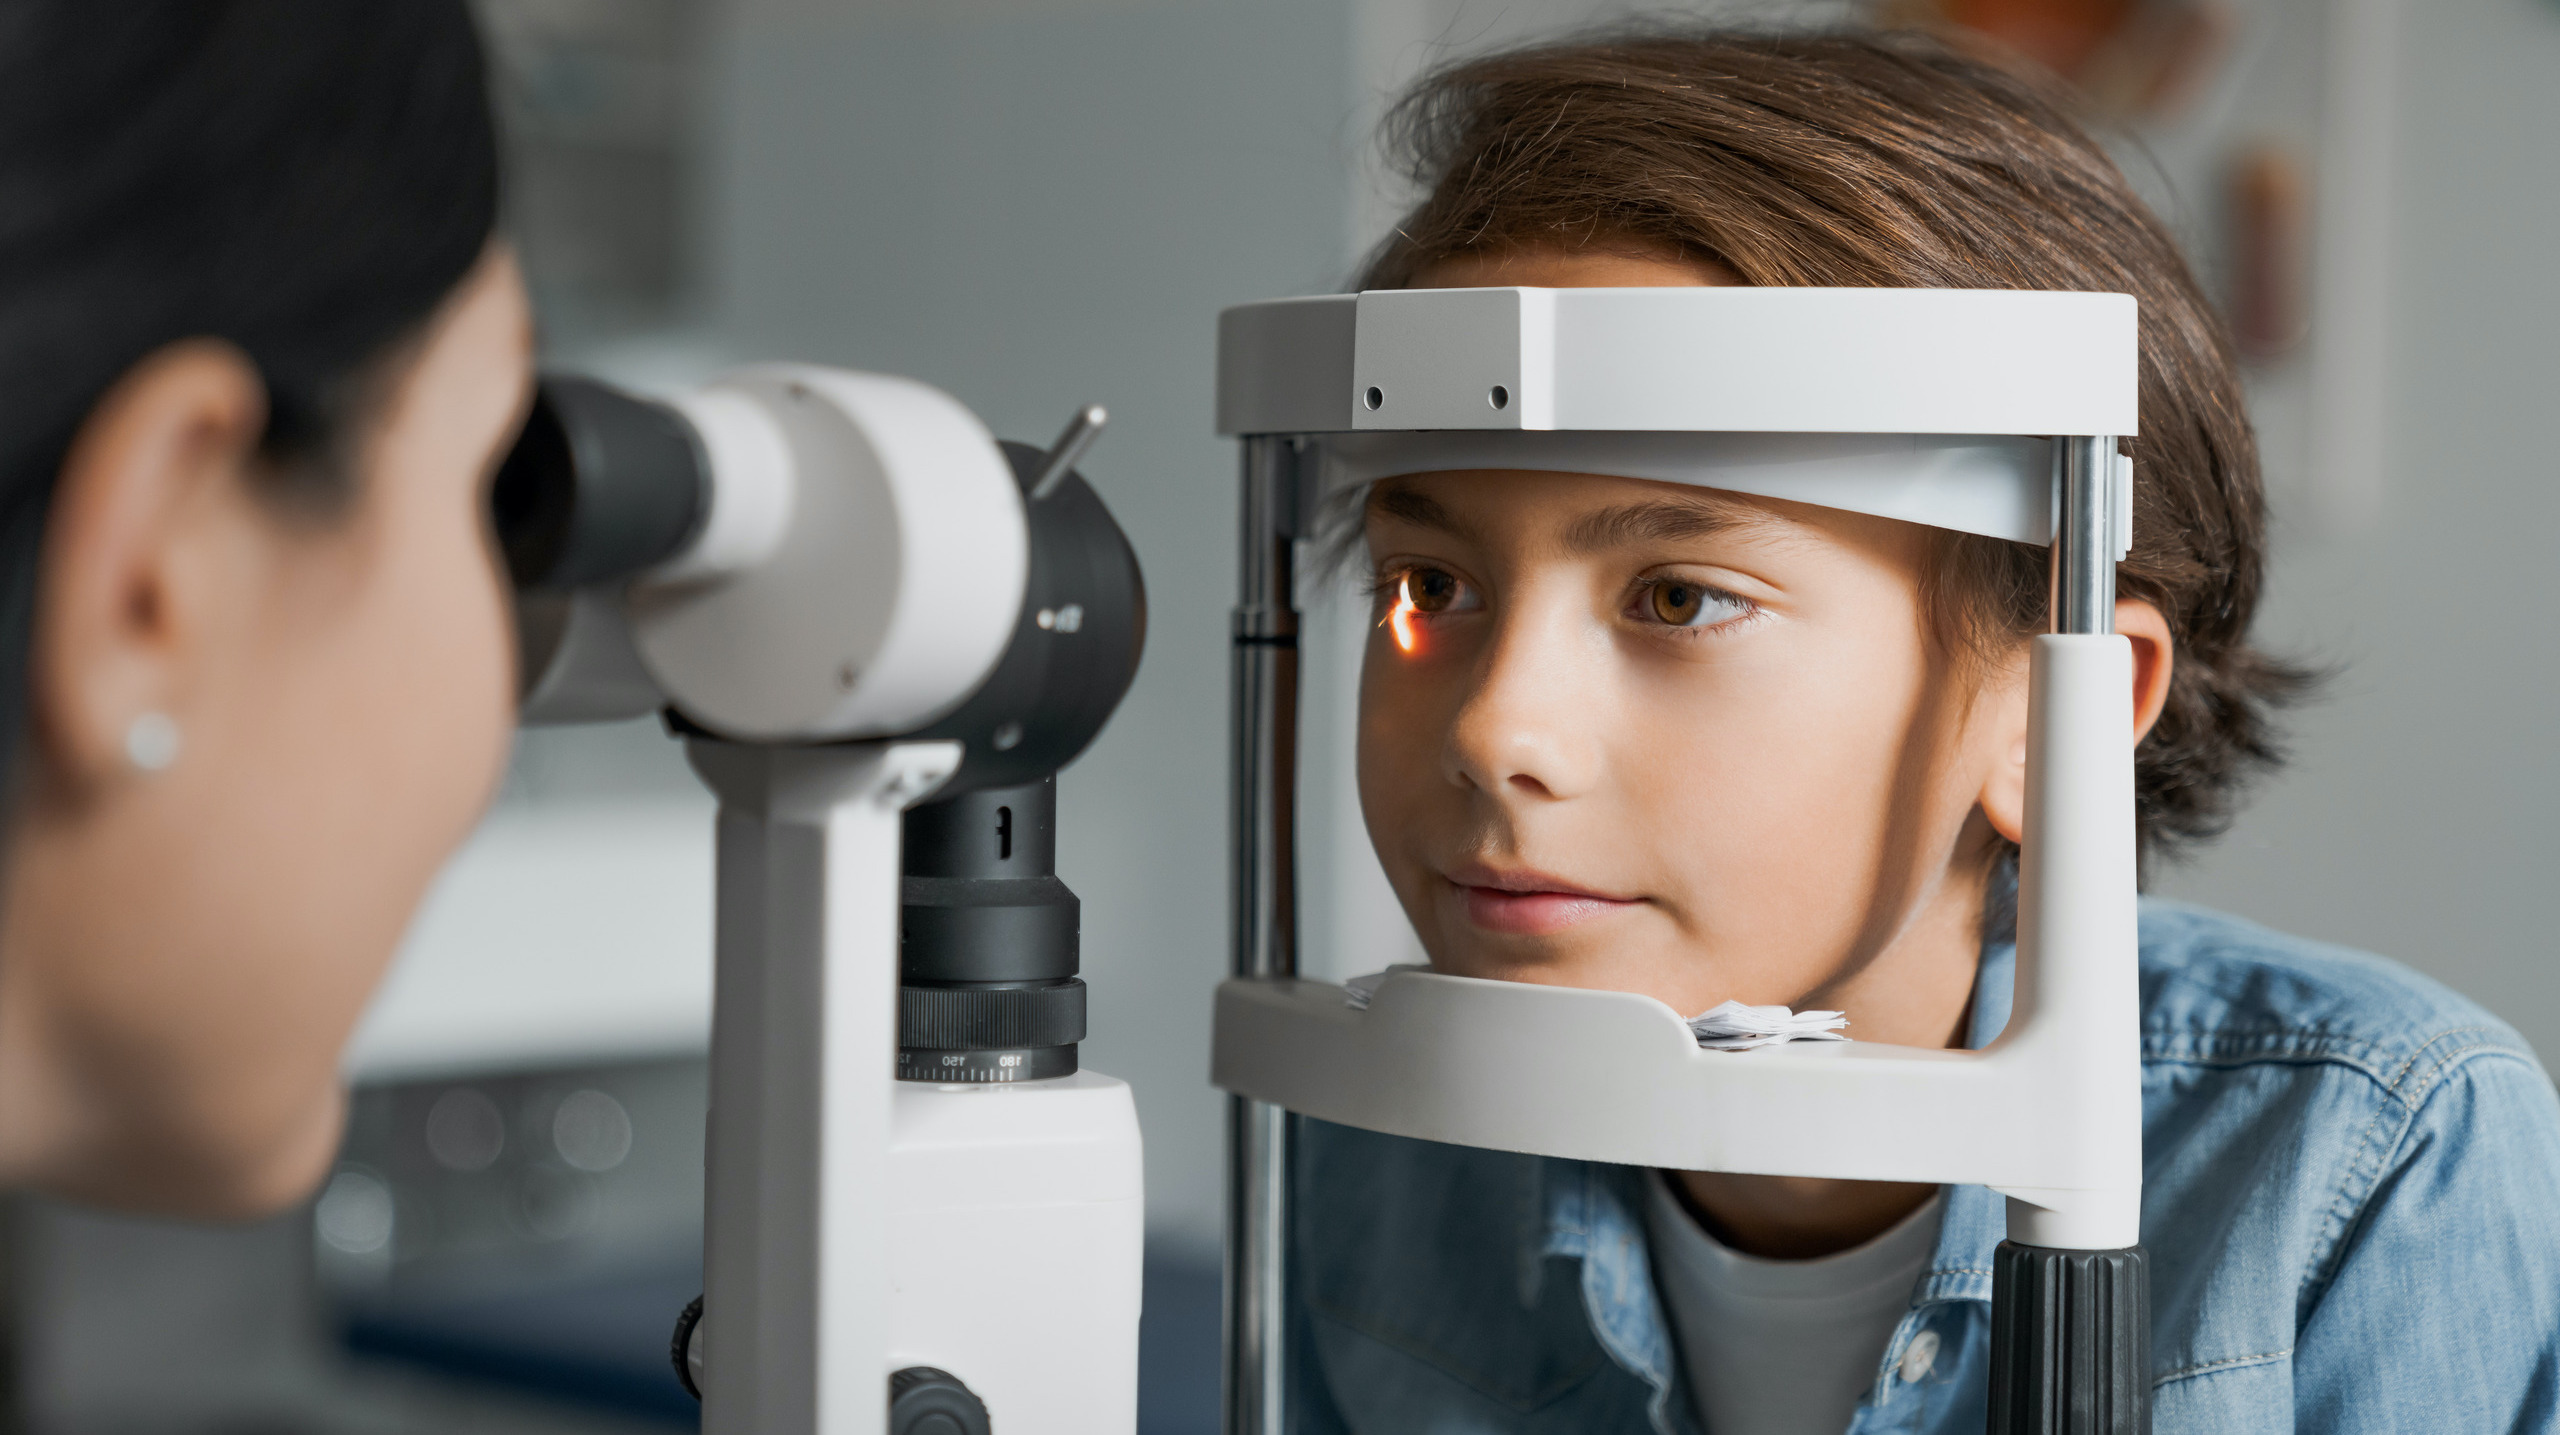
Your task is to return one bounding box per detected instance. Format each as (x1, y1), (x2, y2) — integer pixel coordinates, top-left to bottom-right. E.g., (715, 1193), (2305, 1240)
(125, 712), (180, 773)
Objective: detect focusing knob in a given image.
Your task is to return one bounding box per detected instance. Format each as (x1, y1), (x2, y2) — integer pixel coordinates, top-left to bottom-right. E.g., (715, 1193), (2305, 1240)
(889, 1366), (991, 1435)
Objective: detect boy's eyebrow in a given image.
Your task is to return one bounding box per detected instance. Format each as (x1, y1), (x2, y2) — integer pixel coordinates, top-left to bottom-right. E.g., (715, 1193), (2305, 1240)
(1560, 495), (1783, 554)
(1365, 480), (1785, 552)
(1367, 483), (1463, 537)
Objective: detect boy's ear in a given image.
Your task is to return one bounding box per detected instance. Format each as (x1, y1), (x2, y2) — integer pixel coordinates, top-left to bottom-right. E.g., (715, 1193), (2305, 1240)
(1977, 598), (2176, 846)
(2120, 599), (2175, 745)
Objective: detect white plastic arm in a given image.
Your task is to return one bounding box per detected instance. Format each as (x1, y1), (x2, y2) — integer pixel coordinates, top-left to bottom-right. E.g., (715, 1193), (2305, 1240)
(689, 739), (959, 1435)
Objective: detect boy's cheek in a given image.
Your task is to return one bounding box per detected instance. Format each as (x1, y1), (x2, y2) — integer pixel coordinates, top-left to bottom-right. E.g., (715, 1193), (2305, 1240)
(1355, 696), (1460, 911)
(1355, 722), (1440, 865)
(1355, 647), (1454, 783)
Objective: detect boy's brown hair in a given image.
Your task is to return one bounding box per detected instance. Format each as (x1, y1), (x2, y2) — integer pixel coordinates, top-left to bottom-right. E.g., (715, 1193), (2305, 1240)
(1360, 26), (2308, 868)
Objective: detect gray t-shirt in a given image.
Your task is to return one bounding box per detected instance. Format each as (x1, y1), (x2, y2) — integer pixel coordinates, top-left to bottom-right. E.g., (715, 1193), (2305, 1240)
(1644, 1172), (1945, 1435)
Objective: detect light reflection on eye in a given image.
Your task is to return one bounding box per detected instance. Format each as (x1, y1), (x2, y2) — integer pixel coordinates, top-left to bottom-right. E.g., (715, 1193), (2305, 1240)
(1380, 566), (1471, 655)
(1389, 576), (1420, 653)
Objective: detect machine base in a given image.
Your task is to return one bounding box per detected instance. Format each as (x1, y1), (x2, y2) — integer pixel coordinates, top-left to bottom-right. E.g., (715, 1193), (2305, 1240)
(889, 1069), (1145, 1435)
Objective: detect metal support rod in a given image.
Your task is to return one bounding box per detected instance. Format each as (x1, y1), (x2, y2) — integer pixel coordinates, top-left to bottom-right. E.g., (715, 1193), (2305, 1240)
(1230, 438), (1299, 980)
(1997, 431), (2149, 1434)
(2052, 436), (2117, 636)
(1225, 1096), (1294, 1435)
(1225, 436), (1300, 1435)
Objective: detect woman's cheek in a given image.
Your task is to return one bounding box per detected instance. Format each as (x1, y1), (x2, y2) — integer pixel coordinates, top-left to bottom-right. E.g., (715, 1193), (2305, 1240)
(414, 514), (516, 824)
(340, 487), (512, 893)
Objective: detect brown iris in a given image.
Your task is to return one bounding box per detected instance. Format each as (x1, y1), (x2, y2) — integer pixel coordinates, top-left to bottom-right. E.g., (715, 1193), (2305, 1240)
(1406, 568), (1461, 613)
(1650, 580), (1708, 625)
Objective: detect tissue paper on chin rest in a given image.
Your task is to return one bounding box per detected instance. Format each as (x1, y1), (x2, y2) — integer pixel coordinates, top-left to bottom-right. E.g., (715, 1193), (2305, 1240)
(1684, 999), (1848, 1051)
(1339, 970), (1848, 1051)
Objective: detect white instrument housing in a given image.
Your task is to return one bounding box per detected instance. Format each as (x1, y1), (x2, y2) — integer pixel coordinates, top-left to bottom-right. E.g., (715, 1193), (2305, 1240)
(634, 366), (1027, 742)
(521, 364), (1028, 744)
(888, 1074), (1144, 1432)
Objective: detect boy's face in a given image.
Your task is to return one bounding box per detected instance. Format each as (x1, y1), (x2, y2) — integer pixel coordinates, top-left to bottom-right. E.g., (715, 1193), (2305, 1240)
(1356, 469), (2016, 1028)
(1355, 243), (2037, 1041)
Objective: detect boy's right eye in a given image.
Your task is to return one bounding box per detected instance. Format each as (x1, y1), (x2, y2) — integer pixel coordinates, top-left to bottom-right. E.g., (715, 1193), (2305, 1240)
(1373, 564), (1482, 654)
(1404, 566), (1466, 613)
(1370, 563), (1479, 615)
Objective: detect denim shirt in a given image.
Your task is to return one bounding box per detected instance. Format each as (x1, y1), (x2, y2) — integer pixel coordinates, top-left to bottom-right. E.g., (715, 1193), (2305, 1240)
(1291, 902), (2560, 1433)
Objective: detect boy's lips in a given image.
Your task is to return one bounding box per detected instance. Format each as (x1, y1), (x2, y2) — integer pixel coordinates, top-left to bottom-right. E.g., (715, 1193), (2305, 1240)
(1440, 862), (1641, 936)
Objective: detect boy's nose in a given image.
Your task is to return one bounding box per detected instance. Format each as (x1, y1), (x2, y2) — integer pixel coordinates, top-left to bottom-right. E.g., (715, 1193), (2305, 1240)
(1442, 613), (1603, 801)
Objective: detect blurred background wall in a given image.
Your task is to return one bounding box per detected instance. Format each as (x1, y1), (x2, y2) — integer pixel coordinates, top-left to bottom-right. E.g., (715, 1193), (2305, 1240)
(2149, 0), (2560, 1058)
(8, 0), (2554, 1430)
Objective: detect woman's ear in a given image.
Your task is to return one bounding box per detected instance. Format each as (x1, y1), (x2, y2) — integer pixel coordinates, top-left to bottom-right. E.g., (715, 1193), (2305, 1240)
(29, 340), (268, 796)
(1976, 597), (2177, 846)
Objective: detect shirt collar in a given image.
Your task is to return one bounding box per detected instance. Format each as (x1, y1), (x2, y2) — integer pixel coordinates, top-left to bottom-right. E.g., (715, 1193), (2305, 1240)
(1968, 931), (2017, 1050)
(1969, 858), (2019, 1049)
(1932, 880), (2018, 1298)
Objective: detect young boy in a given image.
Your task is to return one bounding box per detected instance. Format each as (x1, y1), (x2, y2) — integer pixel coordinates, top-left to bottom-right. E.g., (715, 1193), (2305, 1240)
(1295, 29), (2560, 1435)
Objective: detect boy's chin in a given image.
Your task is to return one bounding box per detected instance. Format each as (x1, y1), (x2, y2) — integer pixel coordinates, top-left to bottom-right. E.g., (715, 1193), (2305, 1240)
(1432, 950), (1709, 1022)
(1428, 907), (1683, 997)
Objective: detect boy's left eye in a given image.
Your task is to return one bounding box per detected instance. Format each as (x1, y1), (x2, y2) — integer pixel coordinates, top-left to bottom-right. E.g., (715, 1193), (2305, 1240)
(1636, 577), (1753, 630)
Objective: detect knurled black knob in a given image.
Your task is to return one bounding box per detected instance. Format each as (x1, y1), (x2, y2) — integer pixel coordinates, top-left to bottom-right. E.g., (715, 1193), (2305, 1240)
(900, 979), (1086, 1050)
(889, 1366), (991, 1435)
(1989, 1242), (2150, 1434)
(670, 1295), (704, 1400)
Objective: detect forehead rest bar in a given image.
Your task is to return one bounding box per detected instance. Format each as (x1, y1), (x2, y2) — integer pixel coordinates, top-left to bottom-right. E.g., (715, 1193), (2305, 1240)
(1326, 429), (2090, 546)
(1217, 287), (2139, 437)
(1219, 286), (2138, 547)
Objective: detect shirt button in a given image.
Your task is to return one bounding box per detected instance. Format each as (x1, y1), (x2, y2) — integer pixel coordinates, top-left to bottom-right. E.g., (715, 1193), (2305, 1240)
(1899, 1328), (1941, 1383)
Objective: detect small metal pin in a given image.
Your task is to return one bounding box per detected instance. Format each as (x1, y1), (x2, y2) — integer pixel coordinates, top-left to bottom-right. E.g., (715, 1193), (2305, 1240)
(1029, 404), (1108, 500)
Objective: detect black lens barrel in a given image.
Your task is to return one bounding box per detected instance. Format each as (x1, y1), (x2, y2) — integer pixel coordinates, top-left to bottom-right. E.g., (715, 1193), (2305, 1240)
(897, 779), (1087, 1083)
(900, 784), (1078, 982)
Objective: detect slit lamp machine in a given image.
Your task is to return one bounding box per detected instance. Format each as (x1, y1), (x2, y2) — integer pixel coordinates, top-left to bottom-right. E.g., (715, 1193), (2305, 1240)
(481, 279), (2147, 1435)
(496, 368), (1149, 1435)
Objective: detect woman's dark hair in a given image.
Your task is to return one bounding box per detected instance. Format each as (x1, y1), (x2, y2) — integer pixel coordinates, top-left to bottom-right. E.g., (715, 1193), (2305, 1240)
(0, 0), (501, 776)
(1360, 26), (2311, 870)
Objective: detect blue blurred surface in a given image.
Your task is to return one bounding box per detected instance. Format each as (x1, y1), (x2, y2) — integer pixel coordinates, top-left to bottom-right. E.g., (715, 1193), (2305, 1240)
(341, 1258), (703, 1425)
(1136, 1246), (1220, 1435)
(338, 1242), (1223, 1433)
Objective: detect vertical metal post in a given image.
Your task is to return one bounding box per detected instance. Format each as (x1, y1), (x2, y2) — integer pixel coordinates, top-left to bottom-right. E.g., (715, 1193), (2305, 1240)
(2052, 436), (2117, 637)
(1991, 433), (2149, 1435)
(1224, 436), (1300, 1435)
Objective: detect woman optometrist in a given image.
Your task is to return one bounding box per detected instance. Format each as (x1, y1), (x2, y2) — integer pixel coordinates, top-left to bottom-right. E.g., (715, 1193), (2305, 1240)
(0, 1), (532, 1217)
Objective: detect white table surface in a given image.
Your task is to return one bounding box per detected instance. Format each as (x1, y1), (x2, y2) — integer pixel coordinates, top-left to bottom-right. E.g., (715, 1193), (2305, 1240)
(343, 798), (717, 1083)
